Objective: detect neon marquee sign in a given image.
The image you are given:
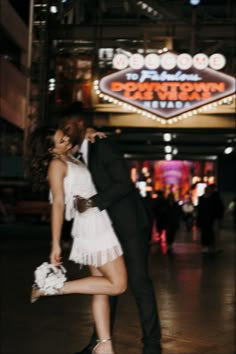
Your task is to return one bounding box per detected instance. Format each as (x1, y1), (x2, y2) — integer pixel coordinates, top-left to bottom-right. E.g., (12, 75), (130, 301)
(95, 51), (236, 124)
(112, 53), (226, 71)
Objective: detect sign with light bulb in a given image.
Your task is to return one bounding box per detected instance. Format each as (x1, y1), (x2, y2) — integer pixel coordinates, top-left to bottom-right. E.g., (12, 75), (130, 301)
(96, 51), (236, 124)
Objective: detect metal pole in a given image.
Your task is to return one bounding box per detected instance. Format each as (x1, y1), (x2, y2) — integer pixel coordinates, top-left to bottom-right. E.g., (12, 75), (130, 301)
(190, 6), (197, 55)
(23, 0), (34, 163)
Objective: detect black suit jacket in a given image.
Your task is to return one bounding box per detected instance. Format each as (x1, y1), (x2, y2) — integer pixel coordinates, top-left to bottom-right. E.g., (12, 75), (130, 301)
(87, 138), (149, 240)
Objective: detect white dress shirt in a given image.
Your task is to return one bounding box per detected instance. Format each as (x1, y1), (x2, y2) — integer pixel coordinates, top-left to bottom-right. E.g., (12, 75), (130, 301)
(79, 139), (89, 165)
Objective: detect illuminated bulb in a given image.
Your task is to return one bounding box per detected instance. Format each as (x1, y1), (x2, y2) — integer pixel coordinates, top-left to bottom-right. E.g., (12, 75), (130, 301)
(164, 145), (172, 153)
(163, 133), (172, 141)
(189, 0), (201, 5)
(224, 147), (233, 154)
(50, 6), (58, 13)
(165, 154), (172, 160)
(173, 148), (178, 155)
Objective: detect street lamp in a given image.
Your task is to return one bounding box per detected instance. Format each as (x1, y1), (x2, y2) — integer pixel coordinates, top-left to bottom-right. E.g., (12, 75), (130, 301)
(189, 0), (201, 5)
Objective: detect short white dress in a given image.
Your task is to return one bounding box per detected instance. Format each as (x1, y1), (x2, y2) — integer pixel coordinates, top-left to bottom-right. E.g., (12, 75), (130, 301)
(59, 160), (123, 267)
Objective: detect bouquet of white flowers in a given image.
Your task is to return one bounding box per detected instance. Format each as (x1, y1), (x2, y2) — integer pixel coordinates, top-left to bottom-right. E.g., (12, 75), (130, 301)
(33, 262), (67, 295)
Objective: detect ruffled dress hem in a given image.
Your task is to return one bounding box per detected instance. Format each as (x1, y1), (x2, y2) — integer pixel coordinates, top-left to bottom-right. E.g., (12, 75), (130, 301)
(69, 244), (123, 267)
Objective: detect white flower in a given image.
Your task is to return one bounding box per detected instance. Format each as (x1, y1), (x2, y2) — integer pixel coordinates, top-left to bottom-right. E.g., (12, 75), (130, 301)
(33, 262), (67, 295)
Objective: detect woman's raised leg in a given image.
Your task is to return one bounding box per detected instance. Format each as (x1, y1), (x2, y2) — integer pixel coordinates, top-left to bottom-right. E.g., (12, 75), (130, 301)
(63, 256), (127, 296)
(31, 256), (127, 301)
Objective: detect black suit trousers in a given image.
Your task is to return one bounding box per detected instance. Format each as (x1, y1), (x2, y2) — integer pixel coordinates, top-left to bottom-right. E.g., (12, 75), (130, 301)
(119, 226), (161, 351)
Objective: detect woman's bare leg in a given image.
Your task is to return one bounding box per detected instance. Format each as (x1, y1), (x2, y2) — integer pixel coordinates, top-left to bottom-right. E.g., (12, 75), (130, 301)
(90, 266), (114, 353)
(33, 256), (127, 299)
(32, 255), (127, 351)
(63, 256), (127, 295)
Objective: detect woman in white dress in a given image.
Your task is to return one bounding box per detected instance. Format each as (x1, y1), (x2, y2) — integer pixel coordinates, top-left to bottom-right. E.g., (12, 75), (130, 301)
(29, 127), (127, 354)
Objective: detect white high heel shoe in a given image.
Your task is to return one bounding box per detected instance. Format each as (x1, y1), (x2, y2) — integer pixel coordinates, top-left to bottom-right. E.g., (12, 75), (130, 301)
(92, 338), (114, 354)
(30, 284), (64, 303)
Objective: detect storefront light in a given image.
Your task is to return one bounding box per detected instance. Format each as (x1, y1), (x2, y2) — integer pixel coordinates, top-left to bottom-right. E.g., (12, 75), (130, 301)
(165, 154), (172, 160)
(224, 146), (233, 154)
(163, 133), (172, 142)
(48, 78), (56, 90)
(189, 0), (201, 5)
(173, 148), (178, 155)
(164, 145), (172, 153)
(50, 6), (58, 13)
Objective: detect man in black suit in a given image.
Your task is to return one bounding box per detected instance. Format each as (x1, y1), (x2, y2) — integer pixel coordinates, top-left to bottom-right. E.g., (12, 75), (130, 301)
(61, 102), (162, 354)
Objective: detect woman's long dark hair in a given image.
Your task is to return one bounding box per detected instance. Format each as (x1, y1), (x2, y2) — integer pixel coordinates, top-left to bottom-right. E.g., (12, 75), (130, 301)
(27, 127), (56, 191)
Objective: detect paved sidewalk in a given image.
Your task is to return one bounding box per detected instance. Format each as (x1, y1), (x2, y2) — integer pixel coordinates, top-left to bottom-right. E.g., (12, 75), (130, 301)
(0, 221), (235, 354)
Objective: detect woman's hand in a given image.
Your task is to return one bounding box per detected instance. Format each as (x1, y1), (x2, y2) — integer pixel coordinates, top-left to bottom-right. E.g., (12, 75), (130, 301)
(50, 243), (62, 266)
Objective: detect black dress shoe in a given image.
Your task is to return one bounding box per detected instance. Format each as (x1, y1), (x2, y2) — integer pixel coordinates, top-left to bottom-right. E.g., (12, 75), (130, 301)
(73, 344), (94, 354)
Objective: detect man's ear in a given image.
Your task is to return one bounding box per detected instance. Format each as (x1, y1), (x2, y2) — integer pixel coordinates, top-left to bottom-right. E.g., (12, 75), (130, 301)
(78, 120), (84, 129)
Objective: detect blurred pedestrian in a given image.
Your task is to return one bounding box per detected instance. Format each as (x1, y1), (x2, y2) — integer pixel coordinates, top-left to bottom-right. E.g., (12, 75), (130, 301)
(153, 190), (168, 241)
(197, 185), (220, 254)
(165, 192), (181, 254)
(182, 197), (195, 232)
(208, 184), (225, 252)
